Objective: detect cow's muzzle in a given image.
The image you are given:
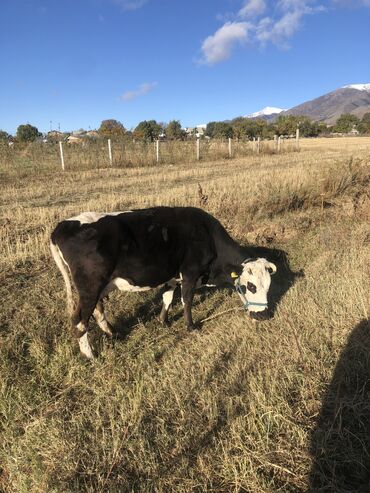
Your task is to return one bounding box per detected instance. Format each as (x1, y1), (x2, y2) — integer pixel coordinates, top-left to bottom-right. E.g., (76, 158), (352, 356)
(249, 308), (269, 321)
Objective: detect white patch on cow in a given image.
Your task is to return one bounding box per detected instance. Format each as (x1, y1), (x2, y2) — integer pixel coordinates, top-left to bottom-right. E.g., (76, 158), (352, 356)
(78, 332), (94, 359)
(67, 210), (132, 225)
(112, 278), (152, 292)
(163, 290), (174, 310)
(162, 279), (177, 310)
(50, 241), (74, 315)
(239, 258), (276, 312)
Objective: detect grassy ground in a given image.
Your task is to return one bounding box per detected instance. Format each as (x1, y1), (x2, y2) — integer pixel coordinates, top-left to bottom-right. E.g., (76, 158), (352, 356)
(0, 137), (369, 492)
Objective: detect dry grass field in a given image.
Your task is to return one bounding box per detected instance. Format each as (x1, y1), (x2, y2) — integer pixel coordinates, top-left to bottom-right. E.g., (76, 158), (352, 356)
(0, 137), (369, 492)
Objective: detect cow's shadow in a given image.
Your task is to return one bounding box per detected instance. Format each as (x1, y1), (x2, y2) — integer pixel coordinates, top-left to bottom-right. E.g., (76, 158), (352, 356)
(102, 245), (302, 341)
(309, 318), (370, 492)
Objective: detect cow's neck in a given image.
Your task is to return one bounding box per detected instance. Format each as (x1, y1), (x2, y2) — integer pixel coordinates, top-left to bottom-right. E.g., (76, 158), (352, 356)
(218, 238), (246, 265)
(212, 222), (248, 267)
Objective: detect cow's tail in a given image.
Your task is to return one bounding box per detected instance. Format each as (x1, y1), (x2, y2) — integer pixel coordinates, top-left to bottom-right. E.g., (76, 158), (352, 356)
(50, 240), (74, 316)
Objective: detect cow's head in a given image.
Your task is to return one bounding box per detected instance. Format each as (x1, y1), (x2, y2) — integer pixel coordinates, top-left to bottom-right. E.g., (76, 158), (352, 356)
(232, 258), (277, 320)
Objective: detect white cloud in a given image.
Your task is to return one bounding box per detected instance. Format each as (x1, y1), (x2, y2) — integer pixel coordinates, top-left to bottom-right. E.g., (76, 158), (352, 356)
(256, 9), (304, 46)
(112, 0), (147, 11)
(200, 0), (328, 64)
(121, 82), (157, 101)
(262, 1), (326, 47)
(238, 0), (266, 18)
(201, 21), (250, 64)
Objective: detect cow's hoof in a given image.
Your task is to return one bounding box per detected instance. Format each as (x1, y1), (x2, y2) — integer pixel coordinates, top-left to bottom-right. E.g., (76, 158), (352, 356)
(103, 327), (114, 338)
(160, 318), (171, 328)
(187, 324), (198, 332)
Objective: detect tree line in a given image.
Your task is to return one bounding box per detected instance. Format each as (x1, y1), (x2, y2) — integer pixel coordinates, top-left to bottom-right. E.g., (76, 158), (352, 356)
(1, 113), (370, 144)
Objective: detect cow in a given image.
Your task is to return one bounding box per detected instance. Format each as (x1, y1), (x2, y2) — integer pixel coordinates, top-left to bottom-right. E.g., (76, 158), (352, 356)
(50, 206), (277, 358)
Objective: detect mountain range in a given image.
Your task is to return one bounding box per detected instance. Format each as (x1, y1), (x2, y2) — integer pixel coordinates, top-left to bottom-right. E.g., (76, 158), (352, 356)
(247, 84), (370, 124)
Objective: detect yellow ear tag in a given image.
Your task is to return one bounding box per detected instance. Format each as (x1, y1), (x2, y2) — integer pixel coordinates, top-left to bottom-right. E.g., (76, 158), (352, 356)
(231, 272), (238, 279)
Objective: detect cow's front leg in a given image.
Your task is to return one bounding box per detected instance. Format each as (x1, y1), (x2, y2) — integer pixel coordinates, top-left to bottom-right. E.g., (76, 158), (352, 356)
(181, 279), (197, 330)
(159, 279), (177, 326)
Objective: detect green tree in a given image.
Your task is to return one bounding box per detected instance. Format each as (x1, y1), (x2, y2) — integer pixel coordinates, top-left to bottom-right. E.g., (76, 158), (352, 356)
(359, 113), (370, 134)
(214, 122), (233, 139)
(317, 122), (330, 135)
(133, 120), (162, 142)
(231, 118), (270, 140)
(230, 117), (248, 139)
(205, 121), (233, 139)
(275, 115), (299, 136)
(165, 120), (185, 140)
(205, 122), (217, 138)
(334, 113), (360, 133)
(98, 119), (126, 140)
(0, 130), (10, 142)
(16, 124), (41, 142)
(298, 116), (324, 137)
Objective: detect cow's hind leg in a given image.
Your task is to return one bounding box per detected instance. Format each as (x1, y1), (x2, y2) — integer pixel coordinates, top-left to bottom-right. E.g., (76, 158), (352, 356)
(72, 297), (97, 359)
(93, 300), (113, 337)
(159, 279), (177, 326)
(72, 286), (105, 359)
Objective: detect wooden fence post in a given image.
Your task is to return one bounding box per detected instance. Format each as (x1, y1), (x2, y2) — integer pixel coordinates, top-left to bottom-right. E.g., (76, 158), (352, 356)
(257, 136), (260, 154)
(274, 134), (278, 152)
(108, 139), (113, 166)
(196, 138), (200, 161)
(156, 139), (160, 164)
(59, 141), (65, 171)
(296, 127), (300, 151)
(228, 137), (232, 158)
(277, 136), (281, 153)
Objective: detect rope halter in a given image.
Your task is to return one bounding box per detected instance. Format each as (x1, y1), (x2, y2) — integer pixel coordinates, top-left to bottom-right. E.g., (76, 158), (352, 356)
(232, 261), (269, 311)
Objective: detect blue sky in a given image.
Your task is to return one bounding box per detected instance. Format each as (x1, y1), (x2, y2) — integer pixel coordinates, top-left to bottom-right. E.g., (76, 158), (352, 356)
(1, 0), (370, 134)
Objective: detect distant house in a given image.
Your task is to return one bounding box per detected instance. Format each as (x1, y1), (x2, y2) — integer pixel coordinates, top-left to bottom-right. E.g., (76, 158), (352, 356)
(185, 124), (207, 138)
(85, 130), (99, 139)
(195, 124), (207, 137)
(48, 130), (64, 139)
(67, 134), (84, 144)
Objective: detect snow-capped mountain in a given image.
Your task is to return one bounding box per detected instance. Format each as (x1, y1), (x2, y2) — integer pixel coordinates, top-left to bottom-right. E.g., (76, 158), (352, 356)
(244, 83), (370, 124)
(246, 106), (286, 118)
(285, 83), (370, 123)
(342, 83), (370, 92)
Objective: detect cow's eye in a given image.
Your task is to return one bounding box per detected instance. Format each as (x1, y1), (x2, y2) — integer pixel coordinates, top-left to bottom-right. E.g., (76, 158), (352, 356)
(247, 282), (256, 294)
